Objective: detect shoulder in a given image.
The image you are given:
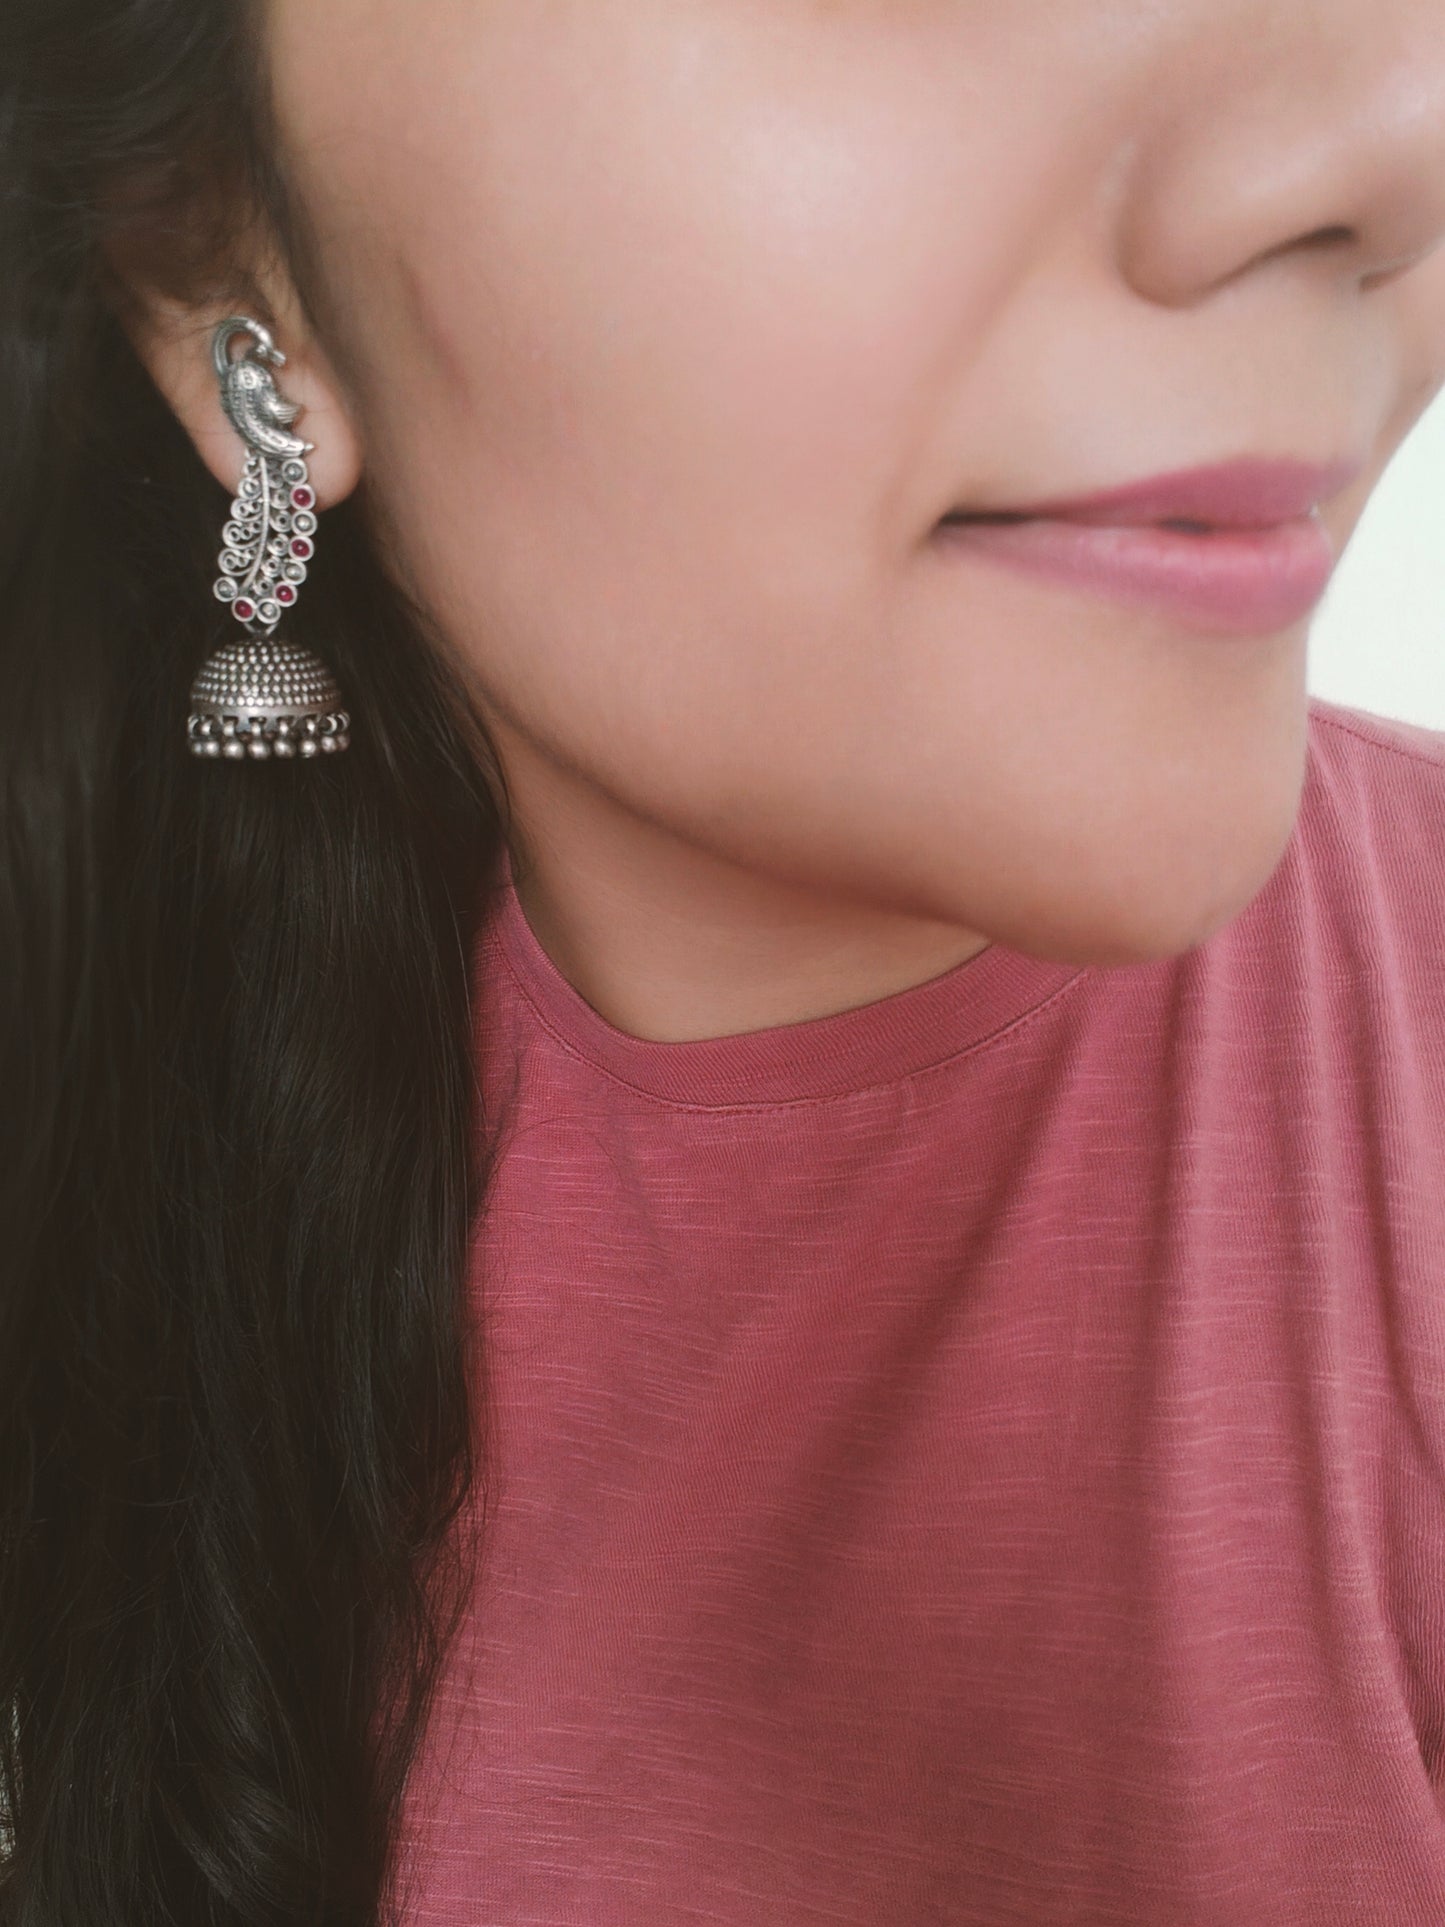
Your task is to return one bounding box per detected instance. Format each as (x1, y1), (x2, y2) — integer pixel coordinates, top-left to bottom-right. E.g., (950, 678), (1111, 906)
(1307, 694), (1445, 782)
(1304, 696), (1445, 850)
(1294, 694), (1444, 967)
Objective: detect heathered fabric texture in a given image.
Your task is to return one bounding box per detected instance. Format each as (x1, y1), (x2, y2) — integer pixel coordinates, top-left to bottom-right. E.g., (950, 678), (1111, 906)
(396, 698), (1445, 1926)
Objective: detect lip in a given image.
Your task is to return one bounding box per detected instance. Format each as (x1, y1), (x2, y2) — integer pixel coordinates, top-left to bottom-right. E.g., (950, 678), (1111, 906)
(934, 456), (1361, 634)
(955, 455), (1365, 530)
(934, 512), (1340, 635)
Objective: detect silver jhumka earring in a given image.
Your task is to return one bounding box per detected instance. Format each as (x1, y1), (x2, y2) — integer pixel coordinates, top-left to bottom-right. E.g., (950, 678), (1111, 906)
(187, 315), (351, 759)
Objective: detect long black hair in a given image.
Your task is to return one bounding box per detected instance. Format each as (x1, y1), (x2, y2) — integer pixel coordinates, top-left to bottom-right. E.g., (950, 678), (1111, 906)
(1, 3), (511, 1920)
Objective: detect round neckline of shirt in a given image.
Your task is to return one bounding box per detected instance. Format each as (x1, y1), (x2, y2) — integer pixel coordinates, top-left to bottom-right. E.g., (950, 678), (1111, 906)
(484, 843), (1089, 1109)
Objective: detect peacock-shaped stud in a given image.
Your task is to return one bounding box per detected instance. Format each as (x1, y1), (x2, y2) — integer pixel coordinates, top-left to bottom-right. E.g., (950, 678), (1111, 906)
(187, 315), (351, 760)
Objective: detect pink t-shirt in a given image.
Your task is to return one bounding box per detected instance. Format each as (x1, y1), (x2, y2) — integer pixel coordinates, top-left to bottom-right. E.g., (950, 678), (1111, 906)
(396, 697), (1445, 1925)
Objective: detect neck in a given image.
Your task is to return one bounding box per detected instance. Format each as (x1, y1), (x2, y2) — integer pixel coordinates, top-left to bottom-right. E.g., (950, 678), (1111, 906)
(495, 734), (991, 1047)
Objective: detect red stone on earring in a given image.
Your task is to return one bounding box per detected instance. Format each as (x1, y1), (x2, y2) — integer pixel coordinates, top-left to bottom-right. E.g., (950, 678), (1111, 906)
(234, 599), (256, 620)
(290, 486), (315, 510)
(290, 538), (313, 561)
(276, 584), (297, 605)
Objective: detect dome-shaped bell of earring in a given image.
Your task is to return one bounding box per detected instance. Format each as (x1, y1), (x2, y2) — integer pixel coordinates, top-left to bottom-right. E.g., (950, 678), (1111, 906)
(187, 634), (351, 761)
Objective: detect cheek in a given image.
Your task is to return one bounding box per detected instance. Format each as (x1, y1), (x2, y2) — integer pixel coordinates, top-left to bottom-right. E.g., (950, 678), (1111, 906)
(274, 1), (1309, 958)
(284, 5), (1032, 836)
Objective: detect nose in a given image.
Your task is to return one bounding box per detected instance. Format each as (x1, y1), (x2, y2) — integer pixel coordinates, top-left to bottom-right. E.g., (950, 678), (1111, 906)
(1114, 1), (1445, 304)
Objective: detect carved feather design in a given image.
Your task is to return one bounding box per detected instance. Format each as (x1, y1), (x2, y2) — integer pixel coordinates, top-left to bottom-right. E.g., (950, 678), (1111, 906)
(212, 449), (318, 632)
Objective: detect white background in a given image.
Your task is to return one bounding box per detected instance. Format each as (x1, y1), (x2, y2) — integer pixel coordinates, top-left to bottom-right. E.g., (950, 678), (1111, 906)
(1311, 393), (1445, 732)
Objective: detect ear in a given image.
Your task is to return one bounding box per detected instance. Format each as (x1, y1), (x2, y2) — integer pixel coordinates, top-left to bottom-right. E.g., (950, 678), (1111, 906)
(117, 260), (363, 514)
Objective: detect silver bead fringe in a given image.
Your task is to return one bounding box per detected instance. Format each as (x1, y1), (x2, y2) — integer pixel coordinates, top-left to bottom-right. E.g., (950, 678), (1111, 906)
(187, 316), (351, 760)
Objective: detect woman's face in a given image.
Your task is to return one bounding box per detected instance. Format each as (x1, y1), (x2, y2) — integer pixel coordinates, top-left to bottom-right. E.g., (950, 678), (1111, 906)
(260, 0), (1445, 968)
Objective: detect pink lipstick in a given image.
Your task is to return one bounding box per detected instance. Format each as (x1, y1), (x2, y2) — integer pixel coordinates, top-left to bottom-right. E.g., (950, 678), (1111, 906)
(935, 457), (1361, 635)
